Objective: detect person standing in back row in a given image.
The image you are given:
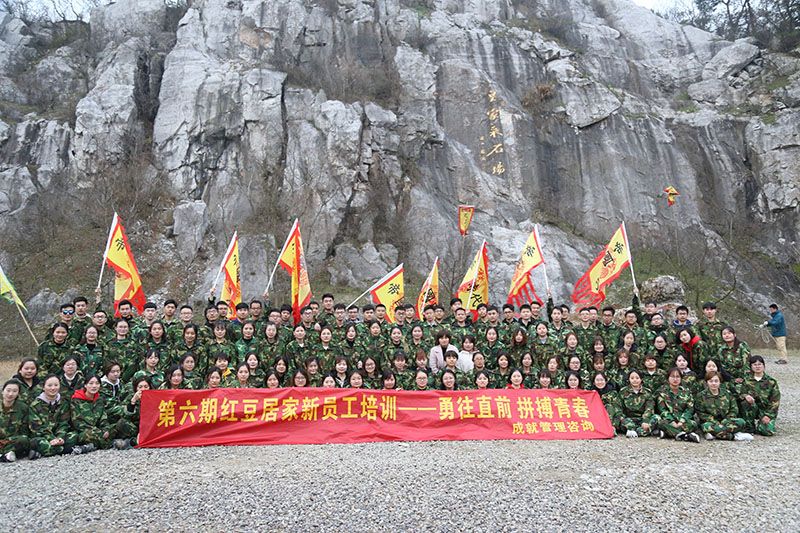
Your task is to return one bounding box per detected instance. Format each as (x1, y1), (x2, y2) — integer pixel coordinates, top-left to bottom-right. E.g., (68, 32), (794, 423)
(763, 304), (788, 364)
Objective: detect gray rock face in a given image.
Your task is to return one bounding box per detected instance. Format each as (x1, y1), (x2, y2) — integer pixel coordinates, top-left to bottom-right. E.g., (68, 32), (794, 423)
(0, 0), (797, 329)
(172, 200), (210, 262)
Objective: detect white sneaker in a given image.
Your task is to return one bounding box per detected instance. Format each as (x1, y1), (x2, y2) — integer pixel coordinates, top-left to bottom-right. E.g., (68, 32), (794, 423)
(734, 432), (754, 441)
(4, 451), (15, 463)
(626, 430), (638, 438)
(704, 432), (715, 441)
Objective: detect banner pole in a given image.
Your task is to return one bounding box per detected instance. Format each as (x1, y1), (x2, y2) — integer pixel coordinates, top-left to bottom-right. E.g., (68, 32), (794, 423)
(97, 212), (118, 290)
(265, 219), (297, 294)
(535, 225), (551, 293)
(622, 221), (638, 292)
(15, 301), (38, 346)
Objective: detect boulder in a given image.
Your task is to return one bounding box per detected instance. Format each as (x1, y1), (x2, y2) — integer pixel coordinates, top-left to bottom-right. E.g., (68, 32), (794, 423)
(640, 276), (686, 304)
(702, 41), (760, 80)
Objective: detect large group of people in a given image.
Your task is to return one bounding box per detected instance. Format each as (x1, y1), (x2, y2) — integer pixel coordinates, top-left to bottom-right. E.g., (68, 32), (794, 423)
(0, 289), (783, 462)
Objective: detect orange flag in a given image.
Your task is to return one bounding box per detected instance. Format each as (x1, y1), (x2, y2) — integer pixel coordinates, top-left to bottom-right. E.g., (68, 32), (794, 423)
(217, 232), (241, 319)
(102, 213), (146, 316)
(369, 264), (404, 323)
(572, 224), (631, 308)
(277, 220), (312, 324)
(507, 227), (544, 307)
(416, 257), (440, 318)
(664, 186), (679, 206)
(456, 241), (489, 317)
(458, 205), (475, 236)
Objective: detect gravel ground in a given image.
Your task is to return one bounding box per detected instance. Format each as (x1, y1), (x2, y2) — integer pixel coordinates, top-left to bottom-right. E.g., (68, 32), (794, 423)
(1, 349), (799, 532)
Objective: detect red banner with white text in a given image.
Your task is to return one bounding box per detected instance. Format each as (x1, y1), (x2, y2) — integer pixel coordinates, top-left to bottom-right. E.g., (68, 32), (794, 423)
(138, 388), (613, 448)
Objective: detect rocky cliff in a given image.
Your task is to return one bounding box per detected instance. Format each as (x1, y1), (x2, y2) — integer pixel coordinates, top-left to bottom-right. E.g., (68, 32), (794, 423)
(0, 0), (798, 333)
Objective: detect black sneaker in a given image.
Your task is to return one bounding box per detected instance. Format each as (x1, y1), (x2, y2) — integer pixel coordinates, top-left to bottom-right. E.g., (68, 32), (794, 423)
(687, 432), (701, 443)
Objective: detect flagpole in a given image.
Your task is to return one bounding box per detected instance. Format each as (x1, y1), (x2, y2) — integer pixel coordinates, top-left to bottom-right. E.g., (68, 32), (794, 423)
(621, 221), (638, 292)
(265, 219), (298, 294)
(97, 212), (118, 290)
(347, 264), (403, 310)
(535, 225), (551, 293)
(465, 241), (485, 311)
(212, 231), (237, 292)
(15, 301), (38, 346)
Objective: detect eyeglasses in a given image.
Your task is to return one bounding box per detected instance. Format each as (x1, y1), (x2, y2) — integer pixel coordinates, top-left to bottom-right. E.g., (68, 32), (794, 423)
(62, 310), (75, 315)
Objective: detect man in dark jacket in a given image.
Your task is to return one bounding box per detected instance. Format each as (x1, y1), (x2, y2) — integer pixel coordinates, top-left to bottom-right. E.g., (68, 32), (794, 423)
(764, 304), (788, 364)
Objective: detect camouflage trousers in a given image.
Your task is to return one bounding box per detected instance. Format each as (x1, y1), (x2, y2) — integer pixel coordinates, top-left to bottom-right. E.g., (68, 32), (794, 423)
(31, 434), (78, 456)
(738, 403), (776, 436)
(617, 416), (654, 436)
(700, 417), (746, 440)
(657, 417), (699, 438)
(66, 428), (113, 449)
(0, 435), (29, 455)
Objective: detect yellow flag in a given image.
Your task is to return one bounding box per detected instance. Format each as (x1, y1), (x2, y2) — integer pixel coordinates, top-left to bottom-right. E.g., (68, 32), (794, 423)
(416, 258), (439, 318)
(458, 205), (475, 235)
(572, 224), (631, 307)
(0, 263), (25, 311)
(219, 233), (241, 319)
(456, 241), (489, 313)
(278, 220), (312, 324)
(508, 227), (544, 298)
(369, 264), (404, 323)
(104, 214), (146, 315)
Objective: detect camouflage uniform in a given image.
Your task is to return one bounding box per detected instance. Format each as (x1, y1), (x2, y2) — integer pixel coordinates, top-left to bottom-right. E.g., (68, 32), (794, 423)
(616, 386), (656, 436)
(640, 369), (667, 396)
(284, 340), (314, 371)
(168, 341), (207, 369)
(479, 341), (507, 370)
(617, 324), (648, 351)
(697, 318), (726, 353)
(646, 347), (677, 371)
(29, 394), (76, 456)
(205, 341), (238, 375)
(548, 324), (573, 350)
(597, 389), (621, 424)
(11, 375), (43, 405)
(37, 339), (75, 376)
(181, 371), (202, 390)
(234, 337), (260, 368)
(59, 372), (85, 397)
(115, 394), (142, 445)
(573, 324), (598, 353)
(0, 400), (30, 455)
(530, 338), (559, 370)
(258, 338), (286, 366)
(74, 343), (106, 377)
(68, 393), (113, 448)
(644, 323), (673, 347)
(313, 345), (344, 375)
(132, 369), (165, 390)
(717, 342), (751, 382)
(559, 347), (589, 371)
(739, 373), (780, 436)
(106, 338), (142, 382)
(695, 387), (746, 439)
(655, 386), (698, 438)
(597, 323), (621, 352)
